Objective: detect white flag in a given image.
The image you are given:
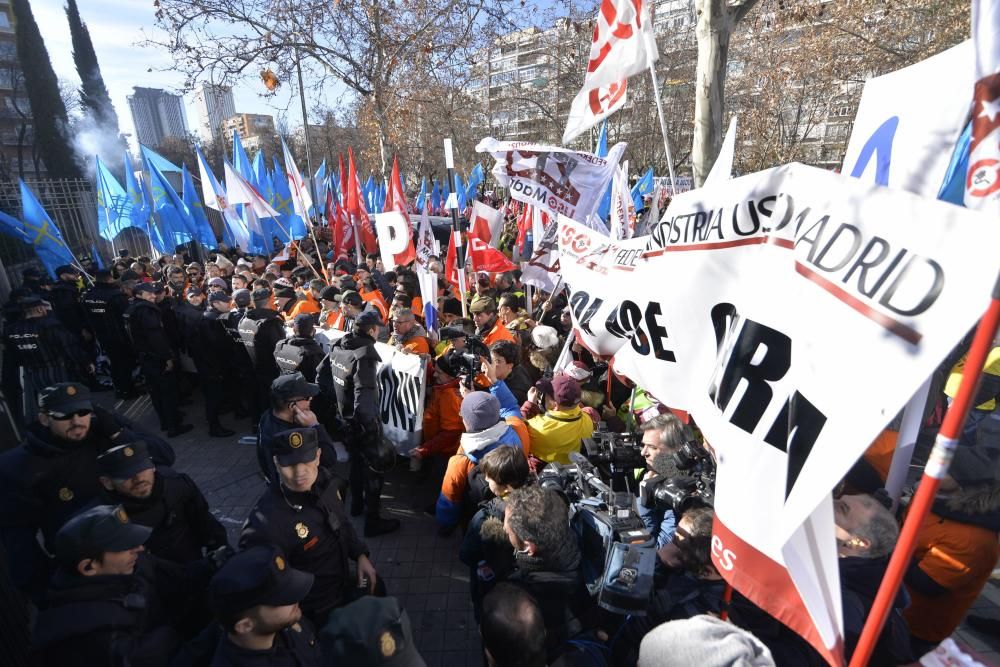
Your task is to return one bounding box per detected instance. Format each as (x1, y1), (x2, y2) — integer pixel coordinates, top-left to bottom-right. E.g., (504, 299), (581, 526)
(223, 161), (281, 218)
(965, 0), (1000, 209)
(608, 162), (636, 239)
(196, 149), (249, 250)
(563, 0), (657, 144)
(414, 202), (436, 271)
(282, 139), (314, 221)
(703, 117), (738, 187)
(469, 201), (505, 246)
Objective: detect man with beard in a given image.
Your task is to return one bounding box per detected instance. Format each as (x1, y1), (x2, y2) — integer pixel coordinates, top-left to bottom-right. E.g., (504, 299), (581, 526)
(0, 383), (174, 594)
(208, 546), (322, 666)
(637, 413), (692, 549)
(97, 440), (230, 564)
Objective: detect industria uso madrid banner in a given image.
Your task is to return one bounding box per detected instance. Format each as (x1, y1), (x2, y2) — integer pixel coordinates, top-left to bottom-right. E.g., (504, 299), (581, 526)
(557, 163), (1000, 665)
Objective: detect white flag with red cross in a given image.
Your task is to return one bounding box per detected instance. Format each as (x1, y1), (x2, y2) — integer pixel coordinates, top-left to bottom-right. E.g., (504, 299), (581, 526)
(965, 0), (1000, 208)
(563, 0), (657, 144)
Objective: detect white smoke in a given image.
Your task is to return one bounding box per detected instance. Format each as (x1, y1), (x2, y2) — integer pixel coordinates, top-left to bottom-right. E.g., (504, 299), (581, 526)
(70, 112), (127, 178)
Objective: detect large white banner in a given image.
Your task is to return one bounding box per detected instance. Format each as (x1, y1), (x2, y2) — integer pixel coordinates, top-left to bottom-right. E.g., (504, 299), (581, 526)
(476, 137), (626, 223)
(311, 329), (428, 453)
(557, 163), (1000, 663)
(842, 40), (973, 197)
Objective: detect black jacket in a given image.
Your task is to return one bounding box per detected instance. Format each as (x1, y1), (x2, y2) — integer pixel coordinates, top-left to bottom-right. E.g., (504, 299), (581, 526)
(320, 332), (380, 430)
(198, 309), (238, 375)
(209, 618), (322, 667)
(103, 469), (228, 564)
(48, 279), (89, 336)
(239, 469), (366, 621)
(2, 313), (90, 373)
(273, 336), (325, 383)
(238, 308), (285, 376)
(126, 299), (176, 363)
(81, 282), (132, 348)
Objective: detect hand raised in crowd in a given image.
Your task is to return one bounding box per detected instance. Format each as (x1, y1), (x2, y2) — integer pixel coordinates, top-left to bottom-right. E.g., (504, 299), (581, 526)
(357, 554), (378, 594)
(527, 386), (539, 404)
(480, 356), (498, 385)
(291, 402), (319, 427)
(541, 299), (553, 313)
(165, 359), (175, 372)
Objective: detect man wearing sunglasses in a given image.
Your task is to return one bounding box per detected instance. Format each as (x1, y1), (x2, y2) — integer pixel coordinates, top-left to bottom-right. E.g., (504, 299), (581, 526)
(0, 383), (174, 596)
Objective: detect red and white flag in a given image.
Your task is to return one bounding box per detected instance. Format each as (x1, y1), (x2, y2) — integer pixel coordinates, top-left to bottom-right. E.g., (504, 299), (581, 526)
(469, 201), (505, 247)
(282, 139), (313, 222)
(965, 0), (1000, 208)
(414, 202), (435, 271)
(379, 156), (416, 266)
(347, 149), (378, 255)
(563, 0), (657, 144)
(608, 163), (637, 239)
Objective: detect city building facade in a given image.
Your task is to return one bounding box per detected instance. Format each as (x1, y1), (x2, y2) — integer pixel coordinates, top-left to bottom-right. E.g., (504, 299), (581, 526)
(127, 86), (189, 148)
(222, 112), (276, 152)
(192, 82), (235, 143)
(0, 0), (40, 179)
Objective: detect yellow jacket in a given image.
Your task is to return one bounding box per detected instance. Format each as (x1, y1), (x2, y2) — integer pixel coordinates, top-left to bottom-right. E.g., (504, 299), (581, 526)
(945, 347), (1000, 410)
(526, 406), (595, 464)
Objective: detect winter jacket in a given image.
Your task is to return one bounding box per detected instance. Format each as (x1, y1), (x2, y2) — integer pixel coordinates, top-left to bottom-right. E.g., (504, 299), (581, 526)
(435, 419), (526, 528)
(286, 292), (321, 321)
(527, 406), (595, 464)
(421, 378), (464, 456)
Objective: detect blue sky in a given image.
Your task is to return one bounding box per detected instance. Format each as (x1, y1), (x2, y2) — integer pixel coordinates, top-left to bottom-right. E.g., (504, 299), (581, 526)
(34, 0), (324, 147)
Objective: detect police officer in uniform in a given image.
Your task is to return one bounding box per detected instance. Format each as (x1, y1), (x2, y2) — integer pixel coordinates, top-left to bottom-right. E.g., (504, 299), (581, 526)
(238, 287), (286, 425)
(2, 294), (93, 424)
(32, 504), (186, 666)
(320, 310), (400, 536)
(274, 314), (326, 383)
(81, 269), (138, 400)
(198, 291), (239, 437)
(226, 288), (257, 420)
(0, 383), (175, 593)
(240, 428), (381, 624)
(208, 546), (322, 666)
(126, 283), (193, 438)
(47, 264), (91, 345)
(97, 441), (231, 564)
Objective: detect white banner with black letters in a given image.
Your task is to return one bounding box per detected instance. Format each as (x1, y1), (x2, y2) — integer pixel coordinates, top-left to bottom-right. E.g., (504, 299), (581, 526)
(557, 163), (1000, 664)
(308, 329), (427, 454)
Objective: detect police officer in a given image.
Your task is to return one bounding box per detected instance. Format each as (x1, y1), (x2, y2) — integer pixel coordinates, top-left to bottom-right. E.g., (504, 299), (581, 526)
(226, 288), (257, 421)
(81, 269), (138, 400)
(97, 441), (230, 564)
(208, 546), (322, 666)
(274, 314), (326, 383)
(320, 310), (400, 536)
(0, 383), (175, 593)
(2, 294), (93, 424)
(238, 287), (286, 425)
(199, 291), (239, 437)
(32, 505), (186, 666)
(240, 428), (381, 624)
(126, 283), (193, 437)
(47, 264), (91, 344)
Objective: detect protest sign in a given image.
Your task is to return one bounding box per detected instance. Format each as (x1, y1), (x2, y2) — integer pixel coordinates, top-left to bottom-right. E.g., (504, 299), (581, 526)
(558, 163), (1000, 663)
(312, 329), (428, 453)
(374, 211), (417, 270)
(521, 207), (561, 292)
(842, 40), (973, 196)
(477, 137), (625, 223)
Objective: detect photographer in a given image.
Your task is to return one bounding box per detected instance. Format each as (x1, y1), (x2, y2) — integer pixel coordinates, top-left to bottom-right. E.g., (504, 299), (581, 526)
(500, 485), (593, 654)
(637, 413), (691, 549)
(489, 340), (533, 406)
(526, 376), (596, 466)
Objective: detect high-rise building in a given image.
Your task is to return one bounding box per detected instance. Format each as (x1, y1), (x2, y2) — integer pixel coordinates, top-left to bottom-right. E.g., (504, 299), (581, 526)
(127, 87), (189, 148)
(0, 0), (42, 178)
(221, 112), (276, 153)
(192, 82), (235, 143)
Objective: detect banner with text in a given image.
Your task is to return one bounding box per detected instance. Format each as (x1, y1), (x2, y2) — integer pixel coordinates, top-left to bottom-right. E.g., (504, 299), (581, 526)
(557, 163), (1000, 663)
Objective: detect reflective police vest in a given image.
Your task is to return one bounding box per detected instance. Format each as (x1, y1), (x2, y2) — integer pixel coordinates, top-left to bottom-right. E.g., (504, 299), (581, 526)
(274, 339), (306, 374)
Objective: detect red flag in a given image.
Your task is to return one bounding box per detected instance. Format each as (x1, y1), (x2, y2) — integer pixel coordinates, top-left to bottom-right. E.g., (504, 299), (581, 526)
(468, 236), (516, 273)
(444, 232), (463, 289)
(326, 189), (352, 260)
(347, 149), (378, 255)
(382, 155), (416, 266)
(516, 203), (533, 254)
(338, 153), (348, 211)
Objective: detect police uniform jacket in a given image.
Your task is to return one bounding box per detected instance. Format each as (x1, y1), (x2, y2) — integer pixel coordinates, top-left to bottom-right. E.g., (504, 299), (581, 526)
(238, 308), (284, 376)
(33, 560), (185, 667)
(2, 313), (90, 373)
(47, 279), (89, 336)
(103, 469), (229, 564)
(200, 310), (238, 375)
(209, 618), (322, 667)
(273, 335), (325, 382)
(174, 300), (206, 354)
(126, 299), (176, 364)
(81, 282), (131, 348)
(239, 468), (368, 619)
(322, 332), (380, 431)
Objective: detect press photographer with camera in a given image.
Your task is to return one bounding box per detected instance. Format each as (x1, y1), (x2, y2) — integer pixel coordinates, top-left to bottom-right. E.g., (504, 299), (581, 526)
(526, 375), (596, 466)
(636, 414), (691, 549)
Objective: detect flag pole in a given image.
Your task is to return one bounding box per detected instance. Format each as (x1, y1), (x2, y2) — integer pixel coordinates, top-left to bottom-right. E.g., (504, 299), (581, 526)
(643, 39), (677, 196)
(848, 272), (1000, 667)
(444, 138), (468, 318)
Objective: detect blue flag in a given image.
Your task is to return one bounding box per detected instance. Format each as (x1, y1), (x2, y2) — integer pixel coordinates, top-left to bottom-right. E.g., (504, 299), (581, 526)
(376, 180), (386, 214)
(95, 156), (134, 242)
(415, 177), (428, 212)
(271, 156), (308, 241)
(454, 172), (466, 210)
(431, 180), (441, 213)
(465, 163), (484, 203)
(937, 121), (971, 206)
(140, 145), (182, 174)
(145, 154), (197, 251)
(0, 180), (77, 278)
(314, 159), (327, 211)
(364, 174), (376, 213)
(182, 163), (218, 249)
(631, 167), (655, 212)
(596, 122), (612, 221)
(124, 152), (151, 234)
(91, 243), (105, 270)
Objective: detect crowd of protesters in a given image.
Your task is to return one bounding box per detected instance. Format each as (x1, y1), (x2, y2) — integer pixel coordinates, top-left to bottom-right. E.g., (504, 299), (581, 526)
(0, 206), (997, 667)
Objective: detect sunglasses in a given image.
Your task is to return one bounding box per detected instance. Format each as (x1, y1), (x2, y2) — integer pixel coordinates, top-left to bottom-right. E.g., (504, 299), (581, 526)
(48, 408), (93, 420)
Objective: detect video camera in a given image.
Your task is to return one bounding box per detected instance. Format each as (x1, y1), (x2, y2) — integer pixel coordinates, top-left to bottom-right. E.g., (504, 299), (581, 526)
(539, 453), (656, 616)
(638, 438), (716, 516)
(439, 329), (492, 390)
(582, 422), (645, 491)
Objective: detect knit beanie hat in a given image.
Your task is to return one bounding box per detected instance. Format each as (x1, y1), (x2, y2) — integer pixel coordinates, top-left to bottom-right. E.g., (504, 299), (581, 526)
(638, 615), (774, 667)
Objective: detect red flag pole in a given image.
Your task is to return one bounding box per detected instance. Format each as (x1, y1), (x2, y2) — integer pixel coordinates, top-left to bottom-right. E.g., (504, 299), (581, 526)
(848, 272), (1000, 667)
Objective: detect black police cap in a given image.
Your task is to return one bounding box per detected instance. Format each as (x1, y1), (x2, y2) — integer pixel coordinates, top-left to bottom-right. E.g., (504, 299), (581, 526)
(251, 287), (272, 303)
(209, 546), (314, 624)
(321, 596), (426, 667)
(270, 372), (320, 402)
(354, 310), (383, 328)
(133, 283), (157, 295)
(54, 504), (151, 566)
(96, 442), (154, 480)
(271, 427), (320, 466)
(38, 383), (92, 414)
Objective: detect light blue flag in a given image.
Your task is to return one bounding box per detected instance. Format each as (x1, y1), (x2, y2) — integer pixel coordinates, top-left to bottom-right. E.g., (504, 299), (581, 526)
(232, 131), (254, 183)
(454, 172), (467, 210)
(181, 163), (218, 249)
(363, 174), (376, 212)
(314, 159), (327, 211)
(137, 168), (169, 254)
(465, 163), (484, 204)
(631, 167), (655, 212)
(936, 121), (971, 206)
(271, 156), (308, 241)
(415, 177), (428, 212)
(376, 180), (386, 214)
(145, 154), (197, 250)
(596, 121), (612, 221)
(91, 243), (105, 270)
(140, 145), (182, 174)
(95, 156), (133, 242)
(124, 152), (150, 233)
(431, 180), (441, 213)
(0, 180), (77, 278)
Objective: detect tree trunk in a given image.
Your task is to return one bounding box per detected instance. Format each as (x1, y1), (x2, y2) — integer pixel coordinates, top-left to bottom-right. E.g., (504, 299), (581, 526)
(692, 0), (732, 187)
